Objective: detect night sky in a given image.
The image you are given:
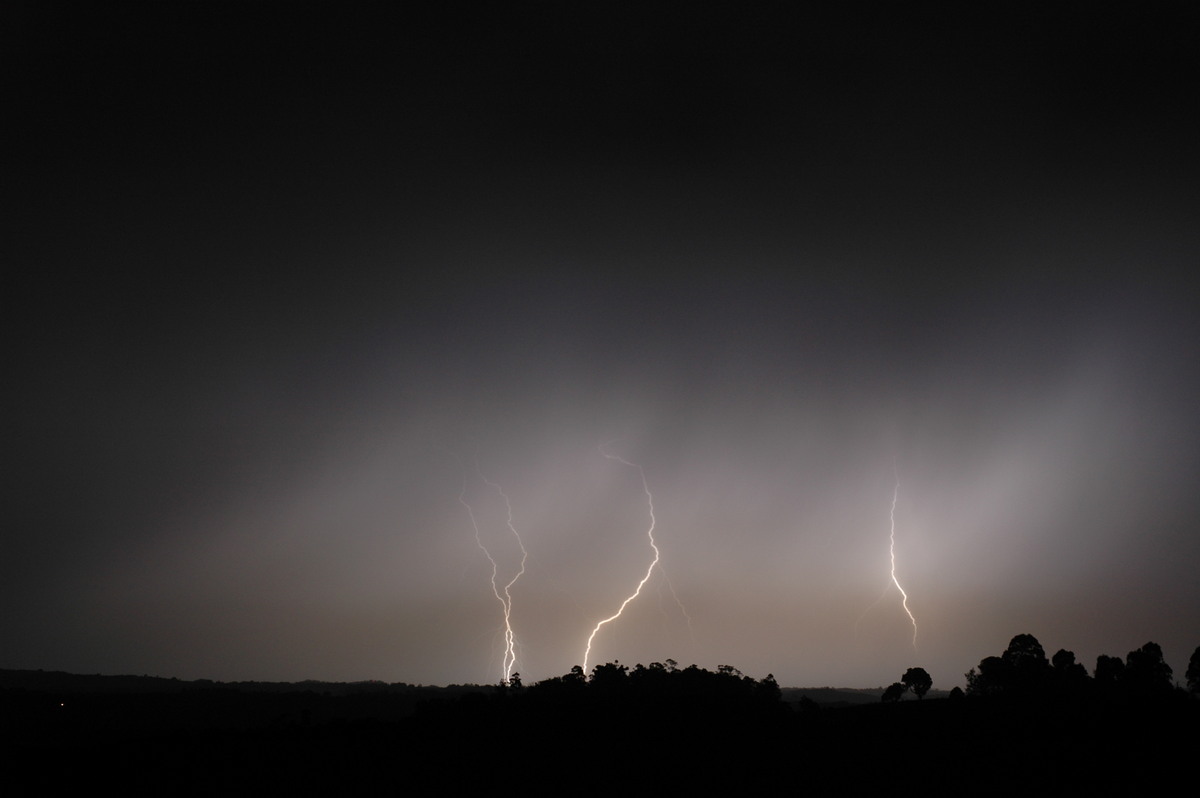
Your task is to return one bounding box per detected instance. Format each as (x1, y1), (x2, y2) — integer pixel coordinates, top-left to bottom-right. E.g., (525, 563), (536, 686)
(6, 4), (1199, 689)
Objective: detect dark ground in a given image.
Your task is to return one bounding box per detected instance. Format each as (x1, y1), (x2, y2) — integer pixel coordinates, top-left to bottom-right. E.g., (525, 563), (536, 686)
(4, 669), (1195, 794)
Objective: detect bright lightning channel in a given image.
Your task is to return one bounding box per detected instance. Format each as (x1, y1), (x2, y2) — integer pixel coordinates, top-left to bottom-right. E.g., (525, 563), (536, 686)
(457, 460), (528, 682)
(888, 471), (918, 650)
(581, 445), (660, 674)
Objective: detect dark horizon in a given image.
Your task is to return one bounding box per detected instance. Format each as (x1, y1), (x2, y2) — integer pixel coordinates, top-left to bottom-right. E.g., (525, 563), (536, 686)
(5, 4), (1199, 690)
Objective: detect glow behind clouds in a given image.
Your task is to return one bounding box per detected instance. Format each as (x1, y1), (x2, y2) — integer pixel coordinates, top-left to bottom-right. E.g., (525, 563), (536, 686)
(5, 6), (1199, 689)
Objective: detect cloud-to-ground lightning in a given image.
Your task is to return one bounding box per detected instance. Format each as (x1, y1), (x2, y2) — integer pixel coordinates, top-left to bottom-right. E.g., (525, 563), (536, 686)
(855, 466), (918, 650)
(887, 468), (918, 649)
(581, 445), (662, 673)
(457, 459), (528, 682)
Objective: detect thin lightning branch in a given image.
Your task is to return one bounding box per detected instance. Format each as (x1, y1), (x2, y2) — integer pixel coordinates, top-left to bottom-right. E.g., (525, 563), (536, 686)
(660, 567), (695, 646)
(888, 471), (918, 650)
(853, 583), (892, 639)
(456, 458), (526, 683)
(582, 445), (660, 673)
(479, 466), (528, 682)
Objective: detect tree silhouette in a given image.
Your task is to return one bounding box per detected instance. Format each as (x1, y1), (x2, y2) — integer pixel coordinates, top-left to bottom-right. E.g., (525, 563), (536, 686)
(966, 634), (1051, 696)
(756, 673), (782, 703)
(589, 661), (628, 691)
(1004, 634), (1049, 671)
(1094, 654), (1125, 686)
(881, 682), (906, 703)
(1124, 642), (1173, 693)
(1187, 646), (1200, 695)
(901, 667), (932, 699)
(1051, 649), (1089, 690)
(1003, 633), (1051, 692)
(966, 655), (1011, 697)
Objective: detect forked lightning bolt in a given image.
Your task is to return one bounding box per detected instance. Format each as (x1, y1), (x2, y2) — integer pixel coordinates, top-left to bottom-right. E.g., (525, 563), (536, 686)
(888, 472), (918, 649)
(457, 460), (528, 682)
(581, 445), (661, 674)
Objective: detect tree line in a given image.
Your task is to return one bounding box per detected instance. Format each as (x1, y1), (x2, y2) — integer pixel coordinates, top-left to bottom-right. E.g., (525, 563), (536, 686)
(963, 634), (1198, 700)
(419, 634), (1200, 722)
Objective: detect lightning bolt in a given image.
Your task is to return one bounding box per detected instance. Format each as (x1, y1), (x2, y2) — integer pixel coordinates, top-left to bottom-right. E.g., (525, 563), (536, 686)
(581, 444), (660, 674)
(854, 466), (918, 650)
(457, 458), (528, 682)
(888, 470), (918, 650)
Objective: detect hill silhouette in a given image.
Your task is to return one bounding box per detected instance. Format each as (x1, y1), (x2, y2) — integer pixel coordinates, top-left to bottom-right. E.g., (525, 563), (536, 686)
(4, 638), (1198, 792)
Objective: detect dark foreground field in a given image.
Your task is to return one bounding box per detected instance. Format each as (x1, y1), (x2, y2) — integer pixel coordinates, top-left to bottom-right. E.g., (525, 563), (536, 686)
(3, 667), (1196, 794)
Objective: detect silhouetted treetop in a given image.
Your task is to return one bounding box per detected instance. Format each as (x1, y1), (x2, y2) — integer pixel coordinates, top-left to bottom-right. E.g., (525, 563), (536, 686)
(1003, 634), (1050, 672)
(902, 667), (932, 699)
(968, 633), (1187, 703)
(1187, 646), (1200, 695)
(966, 655), (1014, 697)
(1123, 642), (1173, 694)
(1051, 649), (1089, 690)
(968, 634), (1068, 697)
(1094, 654), (1125, 688)
(517, 661), (786, 721)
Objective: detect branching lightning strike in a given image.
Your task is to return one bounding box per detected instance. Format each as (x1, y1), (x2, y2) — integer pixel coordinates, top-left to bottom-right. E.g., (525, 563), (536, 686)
(457, 459), (528, 682)
(581, 445), (661, 674)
